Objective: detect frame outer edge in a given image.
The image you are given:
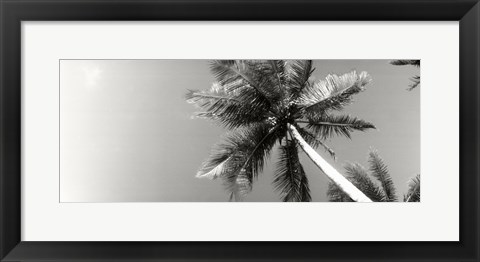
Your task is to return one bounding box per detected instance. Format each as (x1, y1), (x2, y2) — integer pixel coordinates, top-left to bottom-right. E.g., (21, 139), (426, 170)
(0, 0), (22, 261)
(1, 0), (480, 261)
(460, 1), (480, 261)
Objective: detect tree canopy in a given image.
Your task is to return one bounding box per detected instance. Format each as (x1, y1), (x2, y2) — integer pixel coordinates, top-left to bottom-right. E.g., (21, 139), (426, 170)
(186, 60), (376, 201)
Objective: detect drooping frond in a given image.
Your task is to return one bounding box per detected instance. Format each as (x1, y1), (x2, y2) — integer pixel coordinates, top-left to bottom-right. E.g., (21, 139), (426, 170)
(186, 82), (269, 128)
(408, 75), (421, 91)
(251, 60), (288, 108)
(209, 60), (284, 111)
(268, 60), (287, 88)
(327, 183), (354, 202)
(390, 60), (420, 90)
(196, 123), (280, 199)
(195, 132), (242, 181)
(390, 60), (420, 67)
(273, 140), (311, 202)
(210, 60), (255, 88)
(304, 113), (375, 139)
(327, 163), (385, 202)
(344, 163), (385, 202)
(294, 126), (336, 159)
(186, 82), (240, 105)
(267, 60), (288, 106)
(285, 60), (314, 97)
(222, 125), (281, 199)
(297, 71), (371, 114)
(368, 150), (397, 202)
(404, 174), (420, 202)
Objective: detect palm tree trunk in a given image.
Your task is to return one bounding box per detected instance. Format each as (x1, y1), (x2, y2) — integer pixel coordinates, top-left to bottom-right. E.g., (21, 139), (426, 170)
(287, 123), (373, 202)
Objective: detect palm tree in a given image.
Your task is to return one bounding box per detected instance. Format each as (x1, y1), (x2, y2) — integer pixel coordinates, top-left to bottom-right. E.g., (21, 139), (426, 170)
(186, 60), (376, 202)
(390, 60), (420, 91)
(403, 174), (420, 202)
(327, 150), (420, 202)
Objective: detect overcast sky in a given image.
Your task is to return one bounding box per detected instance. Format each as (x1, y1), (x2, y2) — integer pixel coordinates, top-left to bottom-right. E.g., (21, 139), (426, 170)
(60, 60), (420, 202)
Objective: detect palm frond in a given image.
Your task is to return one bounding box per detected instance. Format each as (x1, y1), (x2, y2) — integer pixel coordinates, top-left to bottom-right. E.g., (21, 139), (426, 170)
(295, 126), (336, 159)
(305, 113), (375, 139)
(186, 82), (240, 105)
(327, 163), (385, 202)
(286, 60), (314, 97)
(344, 163), (385, 202)
(210, 60), (284, 111)
(267, 60), (287, 87)
(273, 140), (311, 202)
(327, 183), (354, 202)
(407, 75), (420, 91)
(368, 150), (397, 202)
(186, 82), (269, 128)
(196, 123), (280, 199)
(391, 60), (420, 90)
(297, 71), (371, 114)
(390, 60), (420, 67)
(404, 174), (420, 202)
(249, 60), (287, 106)
(209, 60), (252, 87)
(267, 60), (288, 103)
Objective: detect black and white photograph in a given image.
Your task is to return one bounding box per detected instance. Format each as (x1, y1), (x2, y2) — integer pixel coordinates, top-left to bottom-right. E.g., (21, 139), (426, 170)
(3, 1), (478, 260)
(60, 59), (420, 202)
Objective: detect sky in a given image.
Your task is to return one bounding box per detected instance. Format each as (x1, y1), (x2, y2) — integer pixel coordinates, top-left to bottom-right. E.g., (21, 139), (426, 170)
(60, 60), (420, 202)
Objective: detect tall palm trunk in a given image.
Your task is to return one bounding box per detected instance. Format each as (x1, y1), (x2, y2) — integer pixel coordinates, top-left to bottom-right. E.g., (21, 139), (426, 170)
(287, 124), (373, 202)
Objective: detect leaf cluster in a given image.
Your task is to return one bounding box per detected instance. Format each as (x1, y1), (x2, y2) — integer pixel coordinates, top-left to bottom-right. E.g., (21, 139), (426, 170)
(187, 60), (376, 201)
(327, 150), (420, 202)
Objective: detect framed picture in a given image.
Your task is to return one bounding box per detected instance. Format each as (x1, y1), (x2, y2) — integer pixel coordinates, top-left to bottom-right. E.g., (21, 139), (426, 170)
(1, 0), (478, 261)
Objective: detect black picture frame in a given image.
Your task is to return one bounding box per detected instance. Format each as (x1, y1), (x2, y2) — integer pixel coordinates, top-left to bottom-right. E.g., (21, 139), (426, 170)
(1, 0), (479, 261)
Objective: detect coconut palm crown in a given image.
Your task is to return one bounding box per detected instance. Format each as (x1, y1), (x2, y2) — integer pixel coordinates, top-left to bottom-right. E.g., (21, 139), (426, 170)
(186, 60), (376, 202)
